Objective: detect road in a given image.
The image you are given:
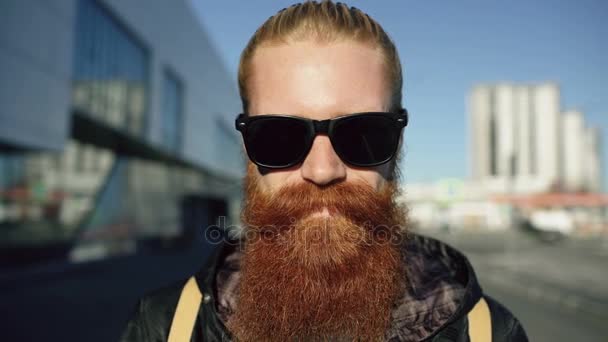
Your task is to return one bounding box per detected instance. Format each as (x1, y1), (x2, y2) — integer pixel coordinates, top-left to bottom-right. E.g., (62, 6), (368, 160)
(427, 228), (608, 342)
(2, 229), (606, 341)
(0, 240), (214, 342)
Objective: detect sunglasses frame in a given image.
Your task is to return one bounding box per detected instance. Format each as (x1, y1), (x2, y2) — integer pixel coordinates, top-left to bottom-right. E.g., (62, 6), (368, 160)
(235, 108), (408, 169)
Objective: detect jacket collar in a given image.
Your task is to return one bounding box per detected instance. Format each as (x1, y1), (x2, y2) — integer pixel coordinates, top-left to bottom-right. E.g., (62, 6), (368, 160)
(195, 233), (482, 342)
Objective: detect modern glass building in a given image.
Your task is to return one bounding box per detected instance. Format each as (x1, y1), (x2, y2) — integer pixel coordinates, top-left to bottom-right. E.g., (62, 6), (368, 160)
(0, 0), (244, 266)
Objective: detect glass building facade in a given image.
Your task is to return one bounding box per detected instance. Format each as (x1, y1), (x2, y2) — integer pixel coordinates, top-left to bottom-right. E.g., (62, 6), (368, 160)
(0, 0), (238, 266)
(71, 0), (148, 136)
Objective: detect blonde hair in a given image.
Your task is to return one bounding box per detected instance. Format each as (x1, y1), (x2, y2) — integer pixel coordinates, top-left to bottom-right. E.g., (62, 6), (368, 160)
(238, 1), (403, 113)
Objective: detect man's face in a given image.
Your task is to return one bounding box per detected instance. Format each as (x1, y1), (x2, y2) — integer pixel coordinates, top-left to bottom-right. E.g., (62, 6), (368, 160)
(247, 40), (394, 193)
(228, 40), (406, 341)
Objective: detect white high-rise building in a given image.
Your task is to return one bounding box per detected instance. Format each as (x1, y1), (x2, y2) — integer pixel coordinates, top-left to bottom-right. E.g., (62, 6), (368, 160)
(584, 127), (602, 192)
(468, 86), (492, 180)
(514, 86), (533, 178)
(468, 82), (601, 194)
(562, 111), (585, 191)
(495, 85), (516, 178)
(534, 84), (562, 188)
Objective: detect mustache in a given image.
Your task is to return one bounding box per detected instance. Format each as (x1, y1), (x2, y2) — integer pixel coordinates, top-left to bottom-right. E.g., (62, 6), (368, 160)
(242, 177), (400, 231)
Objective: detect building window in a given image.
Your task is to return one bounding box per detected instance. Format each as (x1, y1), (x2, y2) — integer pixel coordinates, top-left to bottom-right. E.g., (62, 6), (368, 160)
(71, 0), (148, 136)
(161, 70), (183, 152)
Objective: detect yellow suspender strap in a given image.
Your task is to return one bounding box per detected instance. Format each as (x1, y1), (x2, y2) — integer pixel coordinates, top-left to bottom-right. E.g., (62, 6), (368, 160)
(467, 297), (492, 342)
(168, 277), (202, 342)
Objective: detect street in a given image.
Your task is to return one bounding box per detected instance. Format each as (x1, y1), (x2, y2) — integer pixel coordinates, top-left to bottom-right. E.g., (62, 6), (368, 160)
(428, 228), (608, 342)
(0, 241), (214, 342)
(1, 229), (606, 341)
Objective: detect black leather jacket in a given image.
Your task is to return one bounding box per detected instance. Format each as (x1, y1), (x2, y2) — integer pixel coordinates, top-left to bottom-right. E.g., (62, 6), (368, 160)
(120, 234), (528, 341)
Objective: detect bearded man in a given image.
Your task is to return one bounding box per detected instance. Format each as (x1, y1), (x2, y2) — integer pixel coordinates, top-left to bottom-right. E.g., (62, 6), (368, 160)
(121, 2), (528, 341)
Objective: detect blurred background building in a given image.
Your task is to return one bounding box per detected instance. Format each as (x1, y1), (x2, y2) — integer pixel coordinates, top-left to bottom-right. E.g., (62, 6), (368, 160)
(1, 1), (246, 340)
(403, 82), (607, 236)
(0, 0), (243, 266)
(469, 83), (601, 194)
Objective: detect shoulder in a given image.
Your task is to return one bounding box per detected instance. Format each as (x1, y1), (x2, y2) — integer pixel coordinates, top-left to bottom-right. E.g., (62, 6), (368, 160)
(484, 295), (529, 342)
(119, 279), (188, 342)
(119, 242), (232, 341)
(407, 232), (471, 267)
(407, 234), (529, 341)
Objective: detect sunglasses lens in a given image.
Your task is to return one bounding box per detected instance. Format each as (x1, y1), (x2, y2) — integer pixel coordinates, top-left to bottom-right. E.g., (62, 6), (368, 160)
(332, 115), (400, 166)
(245, 117), (310, 167)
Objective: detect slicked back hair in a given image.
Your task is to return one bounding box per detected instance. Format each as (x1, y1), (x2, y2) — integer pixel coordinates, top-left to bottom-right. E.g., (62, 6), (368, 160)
(238, 1), (403, 114)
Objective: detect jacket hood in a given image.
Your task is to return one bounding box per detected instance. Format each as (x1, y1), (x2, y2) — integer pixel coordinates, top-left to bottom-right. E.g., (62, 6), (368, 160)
(195, 233), (483, 342)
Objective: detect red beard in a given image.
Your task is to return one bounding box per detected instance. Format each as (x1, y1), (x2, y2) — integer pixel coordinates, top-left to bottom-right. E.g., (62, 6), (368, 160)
(227, 165), (408, 341)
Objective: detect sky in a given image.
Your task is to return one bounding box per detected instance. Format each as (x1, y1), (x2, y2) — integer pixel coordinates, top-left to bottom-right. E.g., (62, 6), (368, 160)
(190, 0), (607, 191)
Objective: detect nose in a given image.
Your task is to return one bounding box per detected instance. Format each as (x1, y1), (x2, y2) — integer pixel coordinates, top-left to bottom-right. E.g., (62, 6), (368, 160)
(300, 135), (347, 186)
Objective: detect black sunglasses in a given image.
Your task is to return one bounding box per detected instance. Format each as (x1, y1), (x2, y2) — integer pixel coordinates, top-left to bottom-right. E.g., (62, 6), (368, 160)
(235, 109), (408, 169)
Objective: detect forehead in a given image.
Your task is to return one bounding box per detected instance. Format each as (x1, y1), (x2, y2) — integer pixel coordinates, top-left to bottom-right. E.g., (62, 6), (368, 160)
(248, 41), (390, 119)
